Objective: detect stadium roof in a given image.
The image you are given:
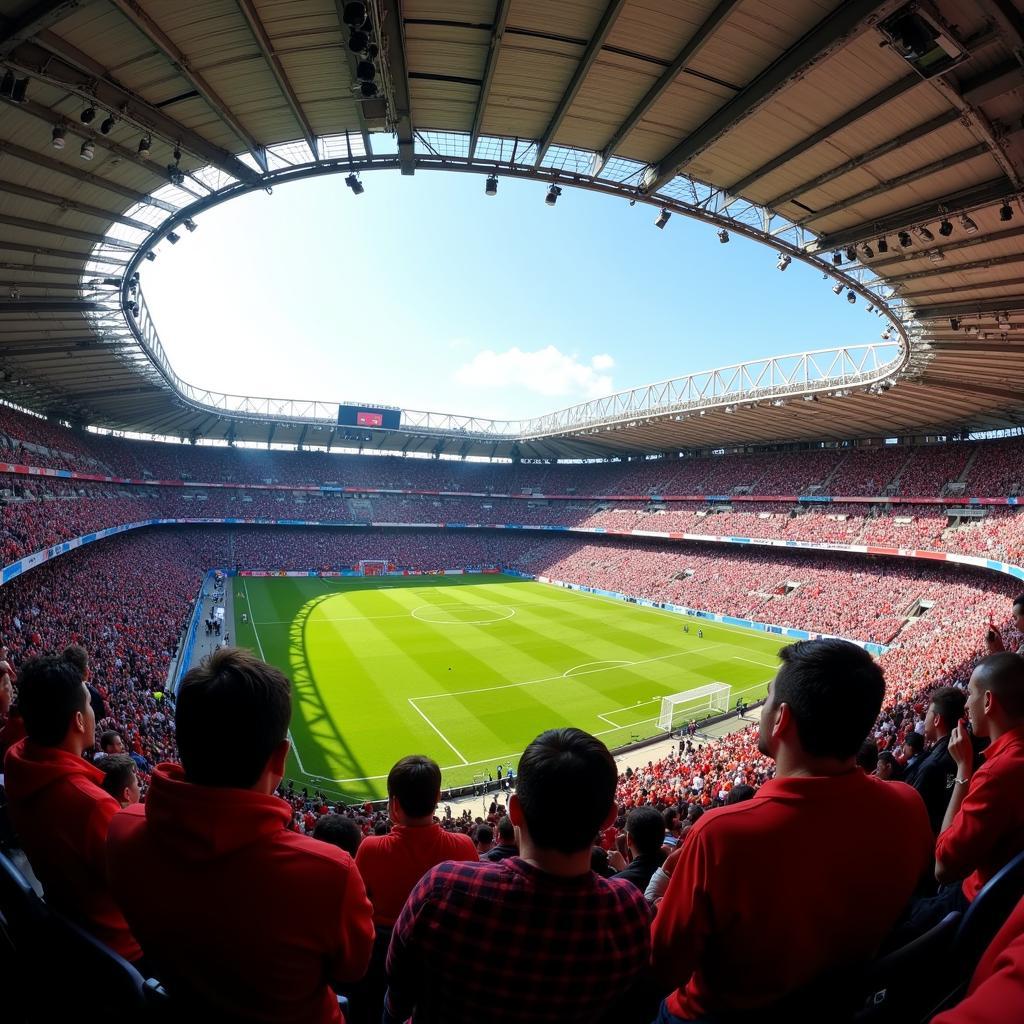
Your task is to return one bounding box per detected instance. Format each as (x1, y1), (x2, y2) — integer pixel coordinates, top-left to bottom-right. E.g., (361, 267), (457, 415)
(0, 0), (1022, 459)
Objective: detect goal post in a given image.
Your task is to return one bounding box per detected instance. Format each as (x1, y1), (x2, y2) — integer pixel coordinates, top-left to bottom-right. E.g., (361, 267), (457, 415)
(657, 682), (732, 731)
(358, 559), (388, 577)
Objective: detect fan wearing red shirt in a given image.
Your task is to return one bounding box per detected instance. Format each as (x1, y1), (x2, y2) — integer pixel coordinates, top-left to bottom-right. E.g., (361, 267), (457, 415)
(3, 653), (142, 963)
(106, 648), (374, 1023)
(651, 639), (933, 1022)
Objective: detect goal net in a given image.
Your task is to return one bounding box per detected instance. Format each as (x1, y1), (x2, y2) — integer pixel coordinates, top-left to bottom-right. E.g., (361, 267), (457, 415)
(657, 682), (732, 731)
(359, 559), (389, 577)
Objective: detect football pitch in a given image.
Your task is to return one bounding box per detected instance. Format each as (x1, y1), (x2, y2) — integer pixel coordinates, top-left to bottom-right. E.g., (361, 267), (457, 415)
(232, 574), (787, 802)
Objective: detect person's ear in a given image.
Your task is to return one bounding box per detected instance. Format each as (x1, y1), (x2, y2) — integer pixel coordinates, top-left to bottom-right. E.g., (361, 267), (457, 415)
(71, 708), (86, 737)
(773, 702), (793, 741)
(267, 738), (289, 777)
(508, 793), (524, 827)
(601, 802), (617, 830)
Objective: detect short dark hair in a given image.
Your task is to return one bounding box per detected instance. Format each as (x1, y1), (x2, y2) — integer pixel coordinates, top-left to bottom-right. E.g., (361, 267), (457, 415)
(974, 652), (1024, 719)
(99, 730), (121, 752)
(1012, 593), (1024, 611)
(387, 755), (441, 818)
(904, 731), (924, 753)
(175, 647), (291, 788)
(496, 815), (515, 842)
(97, 753), (137, 800)
(515, 728), (616, 854)
(929, 685), (966, 728)
(312, 814), (362, 857)
(17, 654), (86, 746)
(877, 750), (897, 767)
(773, 640), (885, 759)
(62, 644), (89, 676)
(474, 824), (493, 847)
(625, 806), (665, 855)
(856, 738), (879, 774)
(726, 784), (756, 804)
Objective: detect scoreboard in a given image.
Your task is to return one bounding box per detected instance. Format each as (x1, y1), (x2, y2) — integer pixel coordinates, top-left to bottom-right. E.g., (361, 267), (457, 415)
(337, 404), (401, 430)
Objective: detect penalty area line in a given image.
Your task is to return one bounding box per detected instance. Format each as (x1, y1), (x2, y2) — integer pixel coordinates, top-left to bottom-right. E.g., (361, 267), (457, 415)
(407, 698), (469, 766)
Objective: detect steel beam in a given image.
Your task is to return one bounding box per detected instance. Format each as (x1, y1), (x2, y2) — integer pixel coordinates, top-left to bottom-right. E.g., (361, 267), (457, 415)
(960, 60), (1024, 106)
(332, 1), (373, 156)
(379, 0), (415, 173)
(0, 179), (150, 231)
(0, 241), (118, 263)
(0, 0), (85, 59)
(643, 0), (895, 194)
(0, 262), (99, 278)
(868, 224), (1024, 272)
(812, 177), (1015, 250)
(766, 111), (961, 209)
(0, 300), (103, 313)
(469, 0), (510, 158)
(0, 212), (137, 247)
(900, 273), (1024, 299)
(594, 0), (739, 175)
(535, 0), (628, 166)
(920, 377), (1024, 405)
(912, 295), (1024, 319)
(237, 0), (318, 159)
(107, 0), (267, 171)
(797, 144), (991, 226)
(10, 35), (260, 185)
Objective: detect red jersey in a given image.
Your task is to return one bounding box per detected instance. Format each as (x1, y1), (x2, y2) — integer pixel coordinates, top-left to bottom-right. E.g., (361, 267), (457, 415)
(355, 823), (477, 927)
(652, 770), (932, 1019)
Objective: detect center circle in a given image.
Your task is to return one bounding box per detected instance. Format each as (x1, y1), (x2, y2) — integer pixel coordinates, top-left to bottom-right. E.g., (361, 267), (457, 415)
(410, 603), (516, 625)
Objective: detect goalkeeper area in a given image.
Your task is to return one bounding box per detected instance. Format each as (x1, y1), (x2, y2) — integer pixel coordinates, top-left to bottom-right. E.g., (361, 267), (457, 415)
(232, 574), (787, 802)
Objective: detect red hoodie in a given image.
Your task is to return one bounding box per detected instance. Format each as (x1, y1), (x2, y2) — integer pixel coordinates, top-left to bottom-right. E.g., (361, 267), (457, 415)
(106, 763), (374, 1023)
(2, 738), (142, 961)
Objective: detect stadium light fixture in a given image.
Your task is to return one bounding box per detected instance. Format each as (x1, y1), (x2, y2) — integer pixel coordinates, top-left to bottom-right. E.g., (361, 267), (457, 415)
(832, 282), (843, 294)
(545, 184), (562, 206)
(949, 317), (960, 331)
(183, 218), (197, 232)
(866, 304), (875, 313)
(915, 225), (934, 243)
(79, 139), (95, 161)
(960, 213), (978, 234)
(99, 114), (116, 135)
(861, 243), (874, 259)
(485, 174), (498, 197)
(938, 218), (953, 237)
(881, 329), (891, 340)
(776, 253), (790, 271)
(655, 209), (671, 229)
(898, 230), (912, 247)
(345, 173), (364, 195)
(343, 1), (367, 26)
(717, 228), (729, 243)
(877, 237), (889, 253)
(80, 105), (96, 125)
(832, 251), (842, 266)
(845, 246), (857, 262)
(166, 231), (180, 245)
(138, 136), (151, 157)
(847, 290), (856, 303)
(1000, 201), (1014, 222)
(771, 398), (786, 407)
(51, 125), (66, 150)
(144, 251), (156, 262)
(998, 313), (1011, 329)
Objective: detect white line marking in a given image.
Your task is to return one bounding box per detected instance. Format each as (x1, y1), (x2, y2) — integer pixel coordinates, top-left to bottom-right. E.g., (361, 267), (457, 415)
(243, 578), (310, 777)
(410, 603), (516, 626)
(254, 611), (413, 626)
(407, 698), (469, 765)
(563, 659), (633, 678)
(413, 644), (725, 701)
(737, 656), (778, 668)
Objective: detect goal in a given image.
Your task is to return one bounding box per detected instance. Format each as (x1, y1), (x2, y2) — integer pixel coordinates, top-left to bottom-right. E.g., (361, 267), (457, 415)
(358, 559), (389, 577)
(657, 682), (732, 731)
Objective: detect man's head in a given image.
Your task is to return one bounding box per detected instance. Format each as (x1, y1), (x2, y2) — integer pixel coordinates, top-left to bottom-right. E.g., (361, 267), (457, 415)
(97, 753), (140, 807)
(876, 751), (898, 781)
(685, 804), (703, 825)
(387, 755), (442, 823)
(965, 653), (1024, 739)
(510, 728), (617, 855)
(758, 640), (885, 764)
(903, 731), (924, 759)
(1012, 594), (1024, 633)
(925, 686), (967, 743)
(312, 814), (362, 857)
(474, 824), (494, 853)
(99, 730), (124, 754)
(175, 648), (291, 791)
(496, 814), (516, 846)
(726, 784), (756, 804)
(62, 644), (90, 680)
(624, 806), (665, 857)
(0, 670), (12, 717)
(16, 654), (93, 753)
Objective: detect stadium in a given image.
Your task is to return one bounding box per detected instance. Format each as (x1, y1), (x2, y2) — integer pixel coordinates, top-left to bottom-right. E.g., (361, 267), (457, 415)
(0, 0), (1023, 1021)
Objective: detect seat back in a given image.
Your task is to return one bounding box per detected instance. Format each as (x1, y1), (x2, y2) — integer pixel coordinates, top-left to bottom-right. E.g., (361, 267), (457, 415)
(953, 848), (1024, 973)
(0, 849), (48, 951)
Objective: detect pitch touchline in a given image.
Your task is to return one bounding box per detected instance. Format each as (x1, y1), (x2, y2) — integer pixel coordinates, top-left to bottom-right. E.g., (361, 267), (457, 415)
(253, 611), (414, 626)
(406, 698), (470, 765)
(411, 644), (726, 701)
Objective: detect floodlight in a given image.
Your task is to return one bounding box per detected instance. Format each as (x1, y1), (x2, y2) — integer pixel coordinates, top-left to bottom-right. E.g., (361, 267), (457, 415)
(717, 228), (729, 243)
(359, 81), (378, 97)
(100, 114), (116, 135)
(167, 231), (180, 245)
(915, 225), (934, 242)
(356, 60), (375, 82)
(51, 126), (66, 150)
(545, 184), (561, 206)
(776, 254), (790, 271)
(938, 218), (953, 237)
(898, 230), (912, 247)
(138, 136), (152, 157)
(80, 106), (97, 125)
(845, 246), (857, 262)
(1000, 201), (1014, 222)
(348, 30), (369, 52)
(655, 209), (671, 229)
(80, 140), (95, 160)
(847, 290), (856, 303)
(832, 283), (843, 294)
(998, 314), (1011, 329)
(949, 317), (960, 331)
(485, 174), (497, 196)
(861, 243), (874, 259)
(832, 251), (842, 265)
(345, 173), (364, 195)
(877, 237), (889, 253)
(343, 1), (367, 26)
(960, 214), (978, 234)
(144, 251), (156, 262)
(183, 218), (197, 232)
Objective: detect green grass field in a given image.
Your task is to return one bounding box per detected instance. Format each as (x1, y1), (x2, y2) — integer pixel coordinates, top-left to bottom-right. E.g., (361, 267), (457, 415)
(232, 574), (787, 802)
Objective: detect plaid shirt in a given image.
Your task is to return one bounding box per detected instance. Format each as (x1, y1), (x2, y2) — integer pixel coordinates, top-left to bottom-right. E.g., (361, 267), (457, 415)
(385, 856), (652, 1024)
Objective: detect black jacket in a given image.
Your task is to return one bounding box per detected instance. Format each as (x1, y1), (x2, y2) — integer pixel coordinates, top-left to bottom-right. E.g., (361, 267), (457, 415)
(612, 851), (665, 893)
(912, 735), (956, 835)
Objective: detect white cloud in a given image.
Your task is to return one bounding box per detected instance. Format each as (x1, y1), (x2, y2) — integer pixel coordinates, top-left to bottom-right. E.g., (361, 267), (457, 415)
(454, 346), (615, 400)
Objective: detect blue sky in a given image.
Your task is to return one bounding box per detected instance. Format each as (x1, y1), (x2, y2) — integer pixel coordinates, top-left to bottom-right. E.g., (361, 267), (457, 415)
(143, 169), (880, 421)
